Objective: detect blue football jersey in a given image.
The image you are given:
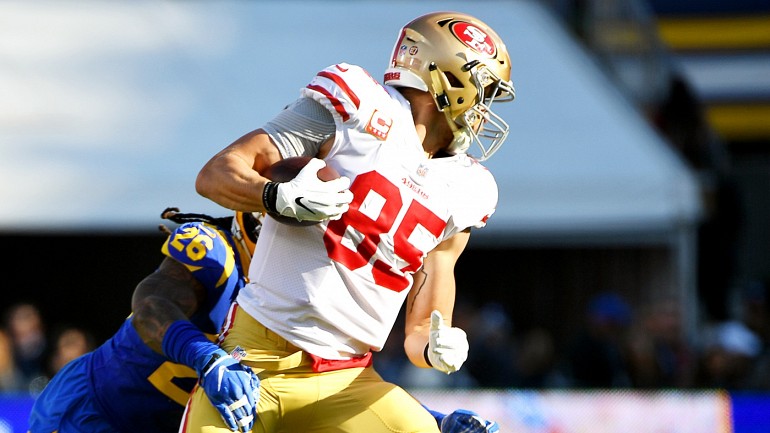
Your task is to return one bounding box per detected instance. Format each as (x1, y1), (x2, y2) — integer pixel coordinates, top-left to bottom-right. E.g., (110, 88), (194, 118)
(83, 222), (245, 433)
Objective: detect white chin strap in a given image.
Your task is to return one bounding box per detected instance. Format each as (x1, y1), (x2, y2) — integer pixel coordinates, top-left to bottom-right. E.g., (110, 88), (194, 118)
(444, 108), (509, 161)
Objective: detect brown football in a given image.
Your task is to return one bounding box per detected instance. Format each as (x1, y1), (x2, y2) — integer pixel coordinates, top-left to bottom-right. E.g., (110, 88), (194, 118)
(262, 156), (340, 226)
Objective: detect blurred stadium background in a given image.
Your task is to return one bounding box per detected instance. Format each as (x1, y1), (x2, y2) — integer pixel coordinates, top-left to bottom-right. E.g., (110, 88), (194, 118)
(1, 0), (769, 432)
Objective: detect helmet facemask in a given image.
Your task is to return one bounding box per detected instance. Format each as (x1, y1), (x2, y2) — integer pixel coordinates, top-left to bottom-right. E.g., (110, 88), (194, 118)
(430, 61), (515, 160)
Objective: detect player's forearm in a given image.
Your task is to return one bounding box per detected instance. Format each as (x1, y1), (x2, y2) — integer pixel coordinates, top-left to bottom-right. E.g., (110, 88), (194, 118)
(131, 259), (202, 354)
(196, 157), (271, 212)
(404, 329), (432, 368)
(195, 130), (280, 213)
(132, 294), (189, 354)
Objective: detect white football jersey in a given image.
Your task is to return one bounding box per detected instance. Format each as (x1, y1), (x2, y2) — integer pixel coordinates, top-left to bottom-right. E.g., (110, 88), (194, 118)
(237, 63), (498, 359)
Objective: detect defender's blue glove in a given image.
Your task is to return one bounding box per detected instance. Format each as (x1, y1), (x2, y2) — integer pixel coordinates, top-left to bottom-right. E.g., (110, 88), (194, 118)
(441, 409), (500, 433)
(161, 321), (260, 433)
(196, 349), (260, 433)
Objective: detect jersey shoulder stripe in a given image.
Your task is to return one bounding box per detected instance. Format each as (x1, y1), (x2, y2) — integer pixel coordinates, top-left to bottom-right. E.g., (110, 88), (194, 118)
(302, 63), (386, 123)
(317, 70), (361, 108)
(306, 83), (352, 121)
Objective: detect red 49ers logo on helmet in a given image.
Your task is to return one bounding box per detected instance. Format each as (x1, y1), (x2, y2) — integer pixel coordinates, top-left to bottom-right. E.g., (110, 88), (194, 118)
(450, 21), (496, 57)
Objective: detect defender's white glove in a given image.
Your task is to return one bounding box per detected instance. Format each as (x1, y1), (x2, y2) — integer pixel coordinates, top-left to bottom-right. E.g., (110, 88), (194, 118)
(266, 158), (353, 222)
(427, 310), (469, 374)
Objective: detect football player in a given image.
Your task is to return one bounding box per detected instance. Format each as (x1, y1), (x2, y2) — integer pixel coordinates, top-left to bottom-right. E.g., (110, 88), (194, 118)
(186, 10), (513, 433)
(27, 208), (498, 433)
(27, 209), (262, 433)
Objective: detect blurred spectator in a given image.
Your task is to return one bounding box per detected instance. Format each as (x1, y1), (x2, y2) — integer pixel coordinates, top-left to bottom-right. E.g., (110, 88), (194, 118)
(4, 303), (48, 391)
(515, 327), (565, 388)
(695, 320), (762, 389)
(736, 280), (770, 343)
(0, 329), (24, 391)
(47, 325), (95, 376)
(566, 292), (633, 388)
(465, 302), (518, 387)
(625, 298), (696, 388)
(740, 280), (770, 389)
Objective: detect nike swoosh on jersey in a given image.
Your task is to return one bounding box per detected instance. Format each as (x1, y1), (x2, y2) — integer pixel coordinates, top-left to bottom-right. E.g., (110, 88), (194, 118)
(294, 197), (316, 215)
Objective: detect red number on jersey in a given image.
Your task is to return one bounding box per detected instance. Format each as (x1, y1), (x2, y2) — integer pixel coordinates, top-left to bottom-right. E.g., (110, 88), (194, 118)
(323, 171), (446, 292)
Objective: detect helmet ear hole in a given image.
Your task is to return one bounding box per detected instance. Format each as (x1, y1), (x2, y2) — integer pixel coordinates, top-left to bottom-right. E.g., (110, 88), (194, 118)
(444, 71), (463, 88)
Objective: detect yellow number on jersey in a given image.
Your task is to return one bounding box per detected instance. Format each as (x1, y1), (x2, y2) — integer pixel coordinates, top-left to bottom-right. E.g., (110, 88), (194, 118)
(147, 361), (197, 406)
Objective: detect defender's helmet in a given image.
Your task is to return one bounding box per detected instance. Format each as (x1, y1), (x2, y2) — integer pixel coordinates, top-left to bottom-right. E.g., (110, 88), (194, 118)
(384, 11), (515, 161)
(231, 211), (262, 267)
(160, 207), (262, 272)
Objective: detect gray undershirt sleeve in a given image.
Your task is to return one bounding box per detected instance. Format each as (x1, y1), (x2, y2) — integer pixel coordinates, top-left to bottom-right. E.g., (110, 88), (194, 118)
(262, 97), (336, 159)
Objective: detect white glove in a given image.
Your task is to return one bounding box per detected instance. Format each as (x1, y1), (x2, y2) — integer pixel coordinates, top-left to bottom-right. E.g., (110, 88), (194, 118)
(267, 158), (353, 222)
(427, 310), (469, 374)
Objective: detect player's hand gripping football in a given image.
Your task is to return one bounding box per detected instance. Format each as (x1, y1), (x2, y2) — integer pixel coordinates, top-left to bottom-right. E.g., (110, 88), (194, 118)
(427, 310), (469, 374)
(196, 349), (260, 432)
(264, 158), (353, 222)
(441, 409), (500, 433)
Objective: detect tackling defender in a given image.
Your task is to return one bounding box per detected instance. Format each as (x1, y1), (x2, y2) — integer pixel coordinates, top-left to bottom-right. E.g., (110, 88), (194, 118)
(185, 10), (513, 433)
(28, 209), (261, 433)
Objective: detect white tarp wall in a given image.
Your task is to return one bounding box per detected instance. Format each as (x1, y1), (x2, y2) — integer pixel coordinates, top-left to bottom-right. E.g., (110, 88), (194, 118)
(412, 389), (731, 433)
(0, 0), (701, 237)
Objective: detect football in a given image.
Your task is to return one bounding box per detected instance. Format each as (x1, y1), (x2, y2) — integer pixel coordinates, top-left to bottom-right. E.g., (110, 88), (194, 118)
(262, 156), (340, 226)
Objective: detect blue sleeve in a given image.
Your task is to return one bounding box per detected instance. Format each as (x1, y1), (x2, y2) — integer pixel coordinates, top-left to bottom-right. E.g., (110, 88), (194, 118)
(422, 405), (445, 427)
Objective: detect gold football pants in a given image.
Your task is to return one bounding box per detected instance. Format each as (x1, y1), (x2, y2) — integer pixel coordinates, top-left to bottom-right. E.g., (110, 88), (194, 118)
(180, 305), (439, 433)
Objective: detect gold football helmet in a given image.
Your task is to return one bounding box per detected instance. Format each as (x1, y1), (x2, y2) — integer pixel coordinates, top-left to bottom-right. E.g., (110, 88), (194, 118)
(384, 11), (515, 160)
(231, 211), (262, 269)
